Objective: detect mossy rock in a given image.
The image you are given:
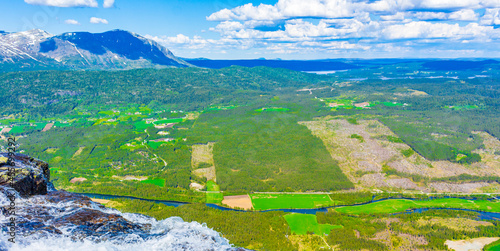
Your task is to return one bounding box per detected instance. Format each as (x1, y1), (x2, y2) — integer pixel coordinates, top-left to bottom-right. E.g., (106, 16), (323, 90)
(0, 157), (8, 164)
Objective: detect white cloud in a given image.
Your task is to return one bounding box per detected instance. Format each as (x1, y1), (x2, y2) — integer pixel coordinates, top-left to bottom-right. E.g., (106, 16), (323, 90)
(413, 12), (448, 20)
(212, 21), (245, 32)
(24, 0), (98, 7)
(382, 21), (493, 39)
(364, 0), (500, 12)
(207, 0), (354, 21)
(449, 9), (479, 20)
(195, 0), (500, 57)
(208, 0), (500, 22)
(64, 19), (80, 25)
(480, 8), (500, 25)
(207, 3), (282, 21)
(380, 12), (406, 21)
(90, 17), (108, 24)
(103, 0), (114, 8)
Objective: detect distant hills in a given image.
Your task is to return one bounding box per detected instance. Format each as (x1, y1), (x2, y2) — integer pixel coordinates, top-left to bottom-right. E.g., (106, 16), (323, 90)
(0, 29), (190, 71)
(183, 59), (360, 71)
(0, 29), (498, 73)
(186, 58), (499, 72)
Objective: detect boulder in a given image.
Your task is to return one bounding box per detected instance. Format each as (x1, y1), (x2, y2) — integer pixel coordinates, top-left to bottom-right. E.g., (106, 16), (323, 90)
(0, 153), (50, 196)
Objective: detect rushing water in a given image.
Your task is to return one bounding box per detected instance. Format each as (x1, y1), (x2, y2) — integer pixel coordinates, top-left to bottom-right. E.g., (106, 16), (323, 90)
(0, 189), (241, 251)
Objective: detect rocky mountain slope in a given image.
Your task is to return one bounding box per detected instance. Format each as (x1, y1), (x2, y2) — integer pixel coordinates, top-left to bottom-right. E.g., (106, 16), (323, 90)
(0, 153), (244, 250)
(0, 29), (190, 71)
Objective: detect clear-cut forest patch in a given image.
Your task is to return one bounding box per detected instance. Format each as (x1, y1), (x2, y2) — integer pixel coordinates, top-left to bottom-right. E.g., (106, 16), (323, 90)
(301, 118), (500, 193)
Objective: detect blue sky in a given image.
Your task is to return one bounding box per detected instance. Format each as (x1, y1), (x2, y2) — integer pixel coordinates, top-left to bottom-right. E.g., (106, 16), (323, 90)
(2, 0), (500, 59)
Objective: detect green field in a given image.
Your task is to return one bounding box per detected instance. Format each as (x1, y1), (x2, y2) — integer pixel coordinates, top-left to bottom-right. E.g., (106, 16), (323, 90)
(250, 194), (336, 210)
(147, 141), (167, 149)
(206, 192), (224, 203)
(206, 181), (223, 203)
(9, 126), (25, 134)
(134, 120), (153, 130)
(206, 181), (221, 192)
(382, 101), (404, 107)
(485, 240), (500, 251)
(140, 179), (165, 187)
(284, 213), (342, 235)
(155, 118), (184, 124)
(207, 105), (238, 111)
(335, 198), (500, 214)
(53, 121), (74, 128)
(445, 105), (482, 110)
(255, 107), (289, 112)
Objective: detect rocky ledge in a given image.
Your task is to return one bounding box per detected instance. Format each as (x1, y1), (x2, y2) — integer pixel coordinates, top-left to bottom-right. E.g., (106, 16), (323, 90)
(0, 153), (50, 196)
(0, 154), (243, 250)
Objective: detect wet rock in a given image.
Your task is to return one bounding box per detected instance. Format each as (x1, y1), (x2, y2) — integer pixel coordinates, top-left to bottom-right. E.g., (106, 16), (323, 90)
(0, 154), (244, 250)
(0, 153), (49, 196)
(53, 208), (144, 237)
(44, 190), (96, 208)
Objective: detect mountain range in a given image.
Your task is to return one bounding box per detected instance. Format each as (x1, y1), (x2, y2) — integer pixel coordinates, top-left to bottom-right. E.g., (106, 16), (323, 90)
(0, 29), (190, 71)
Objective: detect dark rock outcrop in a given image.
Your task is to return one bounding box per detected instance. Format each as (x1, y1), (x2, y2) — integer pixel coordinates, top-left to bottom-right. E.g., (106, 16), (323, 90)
(0, 153), (49, 196)
(0, 154), (243, 250)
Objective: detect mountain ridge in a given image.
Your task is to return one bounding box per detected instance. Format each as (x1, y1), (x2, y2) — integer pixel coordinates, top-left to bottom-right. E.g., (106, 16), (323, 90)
(0, 29), (191, 71)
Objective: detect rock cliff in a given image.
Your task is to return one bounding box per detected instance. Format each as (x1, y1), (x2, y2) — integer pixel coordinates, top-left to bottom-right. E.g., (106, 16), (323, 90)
(0, 153), (244, 251)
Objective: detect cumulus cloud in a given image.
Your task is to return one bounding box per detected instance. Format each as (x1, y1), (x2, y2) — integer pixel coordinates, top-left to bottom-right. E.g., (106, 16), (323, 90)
(208, 0), (500, 22)
(103, 0), (114, 8)
(382, 21), (493, 39)
(480, 8), (500, 25)
(380, 12), (406, 21)
(449, 9), (479, 20)
(412, 12), (448, 20)
(64, 19), (80, 25)
(207, 0), (354, 21)
(192, 0), (500, 57)
(24, 0), (98, 7)
(90, 17), (108, 24)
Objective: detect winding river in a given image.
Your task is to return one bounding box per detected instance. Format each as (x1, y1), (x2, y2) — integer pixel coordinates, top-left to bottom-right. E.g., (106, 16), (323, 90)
(78, 193), (500, 220)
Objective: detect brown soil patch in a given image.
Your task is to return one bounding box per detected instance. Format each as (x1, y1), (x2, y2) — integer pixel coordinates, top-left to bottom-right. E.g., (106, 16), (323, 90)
(186, 112), (200, 120)
(72, 146), (85, 158)
(288, 234), (331, 251)
(150, 138), (174, 142)
(394, 89), (429, 97)
(45, 148), (58, 154)
(418, 217), (493, 231)
(445, 237), (499, 251)
(192, 142), (215, 167)
(0, 128), (11, 134)
(111, 175), (148, 181)
(189, 182), (204, 190)
(42, 123), (54, 132)
(300, 119), (500, 192)
(154, 123), (176, 129)
(472, 131), (500, 173)
(429, 182), (491, 193)
(91, 198), (110, 205)
(70, 177), (87, 183)
(191, 142), (216, 182)
(222, 195), (253, 210)
(193, 167), (216, 182)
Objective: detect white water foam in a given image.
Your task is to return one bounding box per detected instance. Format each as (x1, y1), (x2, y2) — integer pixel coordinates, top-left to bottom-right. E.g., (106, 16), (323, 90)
(0, 190), (237, 251)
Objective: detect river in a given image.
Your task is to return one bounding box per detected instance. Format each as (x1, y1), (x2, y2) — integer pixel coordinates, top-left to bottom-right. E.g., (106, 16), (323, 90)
(78, 193), (500, 220)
